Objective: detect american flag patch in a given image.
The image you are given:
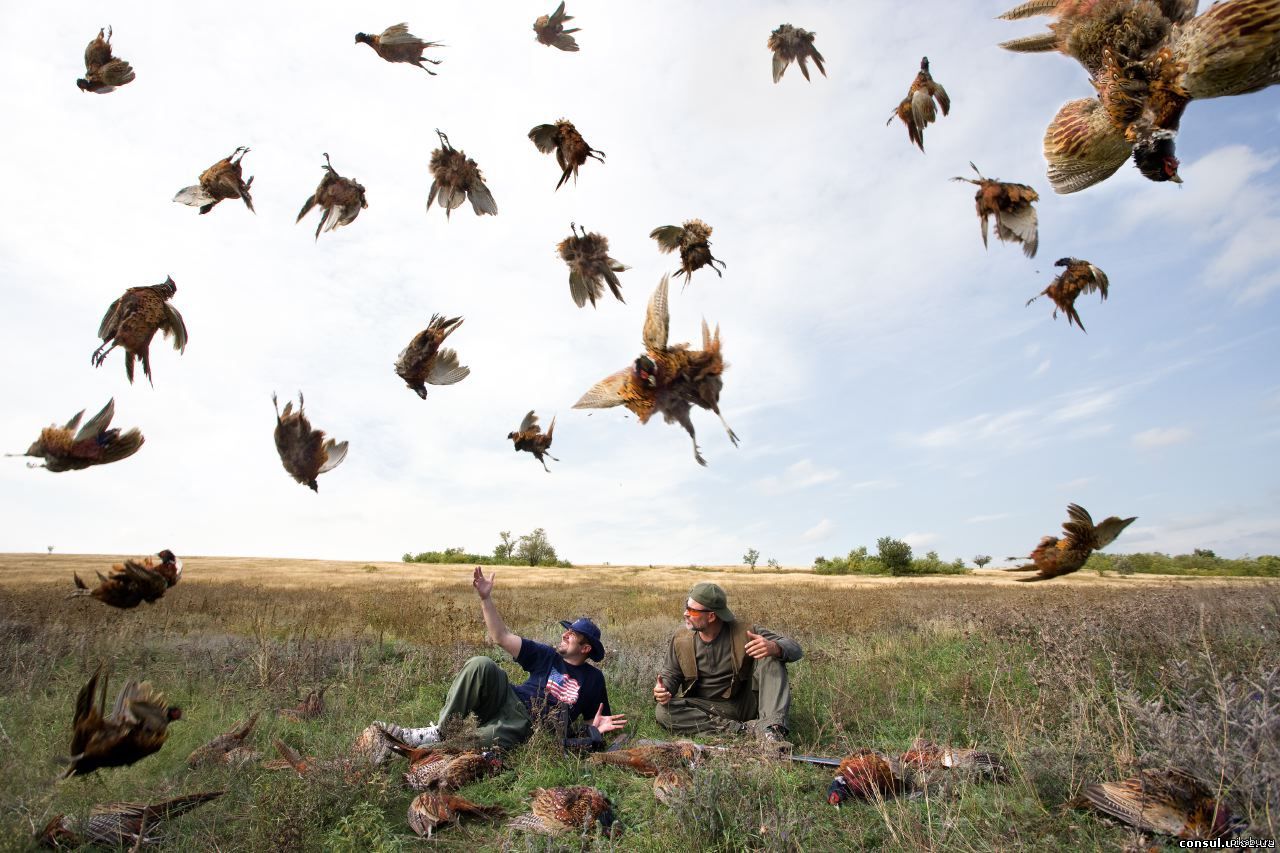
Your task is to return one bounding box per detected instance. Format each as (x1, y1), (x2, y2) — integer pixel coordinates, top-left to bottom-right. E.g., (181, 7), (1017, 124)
(545, 669), (580, 705)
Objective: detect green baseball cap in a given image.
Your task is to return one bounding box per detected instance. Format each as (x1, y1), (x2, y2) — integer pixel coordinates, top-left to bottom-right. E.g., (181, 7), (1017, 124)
(688, 582), (735, 622)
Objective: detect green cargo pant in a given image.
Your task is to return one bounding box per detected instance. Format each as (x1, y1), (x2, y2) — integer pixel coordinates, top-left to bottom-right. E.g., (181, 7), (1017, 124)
(438, 656), (533, 751)
(654, 655), (792, 734)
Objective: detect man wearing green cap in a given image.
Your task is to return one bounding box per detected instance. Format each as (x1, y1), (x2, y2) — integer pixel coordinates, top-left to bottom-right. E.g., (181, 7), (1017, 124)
(653, 582), (803, 743)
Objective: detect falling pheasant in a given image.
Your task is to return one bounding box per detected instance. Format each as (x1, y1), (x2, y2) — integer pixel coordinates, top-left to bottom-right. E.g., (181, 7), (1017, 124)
(174, 147), (255, 215)
(1027, 258), (1110, 331)
(558, 224), (628, 307)
(650, 219), (726, 286)
(951, 163), (1039, 258)
(296, 154), (368, 240)
(69, 550), (182, 610)
(1005, 503), (1137, 582)
(888, 57), (950, 152)
(533, 2), (581, 51)
(427, 130), (498, 219)
(272, 393), (348, 492)
(91, 276), (187, 386)
(395, 315), (470, 399)
(768, 24), (827, 83)
(508, 411), (559, 473)
(77, 27), (135, 93)
(11, 399), (143, 472)
(529, 120), (605, 190)
(65, 666), (182, 778)
(355, 23), (443, 74)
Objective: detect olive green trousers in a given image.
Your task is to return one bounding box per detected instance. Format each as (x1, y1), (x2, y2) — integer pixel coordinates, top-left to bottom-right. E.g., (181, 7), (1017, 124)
(654, 655), (791, 734)
(438, 656), (533, 750)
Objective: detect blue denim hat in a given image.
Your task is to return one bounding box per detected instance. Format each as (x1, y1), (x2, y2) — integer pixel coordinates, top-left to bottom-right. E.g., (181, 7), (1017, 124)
(559, 617), (604, 662)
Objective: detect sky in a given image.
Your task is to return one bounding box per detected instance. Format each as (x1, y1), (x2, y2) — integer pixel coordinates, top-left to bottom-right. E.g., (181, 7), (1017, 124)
(1, 2), (1278, 566)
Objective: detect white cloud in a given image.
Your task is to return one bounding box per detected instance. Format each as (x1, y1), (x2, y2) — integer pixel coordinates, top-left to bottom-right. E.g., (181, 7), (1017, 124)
(756, 459), (839, 495)
(1132, 427), (1193, 449)
(801, 519), (833, 542)
(966, 513), (1010, 524)
(1032, 359), (1050, 377)
(902, 532), (938, 549)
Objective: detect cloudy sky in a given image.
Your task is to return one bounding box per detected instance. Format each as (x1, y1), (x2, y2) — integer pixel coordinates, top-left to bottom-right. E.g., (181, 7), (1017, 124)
(2, 2), (1278, 566)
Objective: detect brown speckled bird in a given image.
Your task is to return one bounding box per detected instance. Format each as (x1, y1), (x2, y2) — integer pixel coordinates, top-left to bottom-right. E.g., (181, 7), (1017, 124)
(650, 219), (726, 286)
(187, 713), (260, 768)
(997, 0), (1195, 75)
(508, 786), (620, 837)
(11, 399), (143, 472)
(265, 738), (368, 782)
(653, 769), (692, 806)
(278, 688), (326, 722)
(395, 315), (470, 399)
(768, 24), (827, 83)
(404, 750), (502, 792)
(888, 57), (950, 152)
(534, 2), (581, 51)
(529, 120), (605, 190)
(355, 23), (443, 74)
(174, 147), (255, 215)
(69, 550), (182, 610)
(509, 411), (559, 473)
(1071, 768), (1246, 840)
(65, 666), (182, 778)
(574, 276), (739, 467)
(558, 223), (628, 307)
(38, 791), (224, 849)
(91, 276), (187, 386)
(272, 393), (348, 492)
(827, 749), (903, 805)
(296, 153), (368, 240)
(588, 741), (703, 777)
(951, 163), (1039, 258)
(1005, 503), (1137, 582)
(1027, 257), (1110, 331)
(900, 739), (1008, 784)
(77, 27), (135, 93)
(427, 130), (498, 219)
(408, 791), (505, 838)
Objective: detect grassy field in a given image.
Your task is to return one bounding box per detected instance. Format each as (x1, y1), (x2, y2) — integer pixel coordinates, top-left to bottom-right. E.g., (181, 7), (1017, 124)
(0, 553), (1276, 851)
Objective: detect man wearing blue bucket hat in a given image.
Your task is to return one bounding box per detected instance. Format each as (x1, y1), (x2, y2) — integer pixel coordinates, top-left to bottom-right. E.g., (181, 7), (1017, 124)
(384, 566), (626, 752)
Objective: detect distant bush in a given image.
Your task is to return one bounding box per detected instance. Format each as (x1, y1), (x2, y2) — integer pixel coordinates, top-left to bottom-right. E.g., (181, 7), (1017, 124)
(1084, 551), (1279, 577)
(813, 544), (969, 576)
(813, 546), (885, 575)
(877, 537), (914, 576)
(403, 530), (572, 568)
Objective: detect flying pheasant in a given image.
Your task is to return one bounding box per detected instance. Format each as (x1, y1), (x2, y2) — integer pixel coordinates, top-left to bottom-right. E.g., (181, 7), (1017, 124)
(187, 713), (260, 768)
(296, 153), (368, 240)
(996, 0), (1196, 75)
(768, 24), (827, 83)
(507, 786), (620, 837)
(533, 2), (581, 51)
(427, 130), (498, 219)
(951, 163), (1039, 258)
(69, 550), (182, 610)
(888, 57), (950, 152)
(394, 315), (470, 399)
(77, 27), (135, 93)
(38, 791), (224, 848)
(574, 276), (739, 466)
(529, 120), (605, 190)
(355, 23), (443, 74)
(65, 666), (182, 778)
(408, 791), (505, 838)
(509, 411), (559, 473)
(558, 223), (628, 307)
(272, 393), (348, 492)
(1005, 503), (1137, 582)
(91, 276), (188, 386)
(650, 219), (726, 286)
(12, 399), (143, 472)
(827, 749), (903, 805)
(1027, 258), (1110, 331)
(174, 147), (255, 215)
(1071, 768), (1246, 840)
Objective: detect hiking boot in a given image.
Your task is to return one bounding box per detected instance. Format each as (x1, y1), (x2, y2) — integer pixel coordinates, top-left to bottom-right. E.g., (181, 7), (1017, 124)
(378, 721), (441, 746)
(763, 726), (791, 745)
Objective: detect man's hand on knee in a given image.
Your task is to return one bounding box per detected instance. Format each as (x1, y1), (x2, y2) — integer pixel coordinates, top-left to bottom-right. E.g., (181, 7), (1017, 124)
(745, 631), (780, 660)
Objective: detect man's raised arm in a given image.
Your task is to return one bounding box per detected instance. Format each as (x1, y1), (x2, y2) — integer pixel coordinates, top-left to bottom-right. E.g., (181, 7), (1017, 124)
(472, 566), (522, 658)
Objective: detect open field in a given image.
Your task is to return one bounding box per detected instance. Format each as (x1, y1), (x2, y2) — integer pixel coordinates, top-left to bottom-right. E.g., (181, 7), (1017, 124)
(0, 553), (1277, 851)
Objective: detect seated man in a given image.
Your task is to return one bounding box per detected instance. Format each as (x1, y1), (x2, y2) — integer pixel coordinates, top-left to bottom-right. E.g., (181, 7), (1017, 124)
(653, 582), (802, 743)
(393, 566), (625, 751)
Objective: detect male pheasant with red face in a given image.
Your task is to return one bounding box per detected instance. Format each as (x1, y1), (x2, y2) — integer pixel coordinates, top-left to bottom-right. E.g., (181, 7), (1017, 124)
(296, 154), (368, 240)
(12, 399), (143, 472)
(427, 130), (498, 219)
(650, 219), (726, 286)
(533, 2), (581, 51)
(92, 276), (187, 386)
(888, 57), (950, 152)
(408, 791), (505, 838)
(508, 786), (620, 837)
(355, 23), (443, 74)
(509, 411), (559, 473)
(827, 750), (903, 805)
(69, 550), (182, 610)
(768, 24), (827, 83)
(174, 147), (255, 215)
(1005, 503), (1137, 582)
(395, 315), (470, 399)
(951, 163), (1039, 258)
(529, 120), (605, 190)
(1027, 258), (1110, 331)
(65, 667), (182, 778)
(574, 276), (738, 466)
(77, 27), (135, 93)
(38, 791), (224, 849)
(272, 393), (348, 492)
(558, 224), (628, 307)
(1071, 768), (1246, 840)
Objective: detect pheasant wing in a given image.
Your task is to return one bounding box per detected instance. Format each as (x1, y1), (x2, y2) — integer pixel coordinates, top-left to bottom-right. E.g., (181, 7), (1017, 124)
(159, 303), (188, 353)
(317, 440), (348, 474)
(994, 203), (1038, 258)
(529, 124), (560, 154)
(519, 410), (539, 433)
(1043, 98), (1132, 194)
(426, 348), (470, 385)
(1075, 775), (1194, 837)
(649, 225), (684, 253)
(378, 23), (420, 45)
(573, 369), (631, 409)
(74, 399), (116, 443)
(642, 275), (670, 351)
(1092, 515), (1136, 550)
(174, 185), (216, 207)
(467, 180), (498, 216)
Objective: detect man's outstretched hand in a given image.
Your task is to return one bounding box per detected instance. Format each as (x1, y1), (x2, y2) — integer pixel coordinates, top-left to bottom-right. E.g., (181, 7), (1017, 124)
(592, 703), (628, 735)
(473, 566), (495, 600)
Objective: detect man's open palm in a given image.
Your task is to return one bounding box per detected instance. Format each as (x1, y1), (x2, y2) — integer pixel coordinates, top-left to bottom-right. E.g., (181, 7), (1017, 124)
(473, 566), (495, 599)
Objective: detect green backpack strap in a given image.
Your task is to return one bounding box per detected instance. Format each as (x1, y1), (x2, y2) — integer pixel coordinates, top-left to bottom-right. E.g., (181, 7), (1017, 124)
(673, 631), (698, 694)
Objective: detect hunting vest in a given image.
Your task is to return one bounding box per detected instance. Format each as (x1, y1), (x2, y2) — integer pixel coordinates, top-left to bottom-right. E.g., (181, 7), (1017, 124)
(673, 621), (752, 700)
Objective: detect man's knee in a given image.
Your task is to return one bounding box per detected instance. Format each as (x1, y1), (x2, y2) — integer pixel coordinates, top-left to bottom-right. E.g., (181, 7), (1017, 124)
(654, 700), (674, 730)
(460, 655), (499, 675)
(753, 655), (787, 683)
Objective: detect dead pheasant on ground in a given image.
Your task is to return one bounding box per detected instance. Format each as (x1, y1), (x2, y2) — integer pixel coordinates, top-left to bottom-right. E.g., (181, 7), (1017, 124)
(296, 153), (368, 240)
(64, 666), (182, 778)
(38, 791), (224, 849)
(11, 399), (143, 472)
(899, 739), (1008, 787)
(888, 57), (950, 152)
(650, 219), (726, 286)
(92, 276), (187, 386)
(507, 786), (620, 837)
(827, 749), (904, 805)
(951, 163), (1039, 257)
(588, 741), (703, 777)
(272, 393), (348, 492)
(69, 550), (182, 610)
(408, 791), (504, 838)
(534, 2), (581, 51)
(174, 147), (255, 215)
(558, 223), (628, 307)
(394, 315), (470, 399)
(278, 687), (326, 722)
(1071, 768), (1247, 840)
(509, 410), (559, 473)
(1005, 503), (1136, 582)
(187, 713), (260, 767)
(768, 24), (826, 83)
(574, 275), (739, 466)
(529, 120), (605, 190)
(1027, 257), (1110, 331)
(427, 129), (498, 219)
(78, 27), (134, 93)
(355, 23), (443, 74)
